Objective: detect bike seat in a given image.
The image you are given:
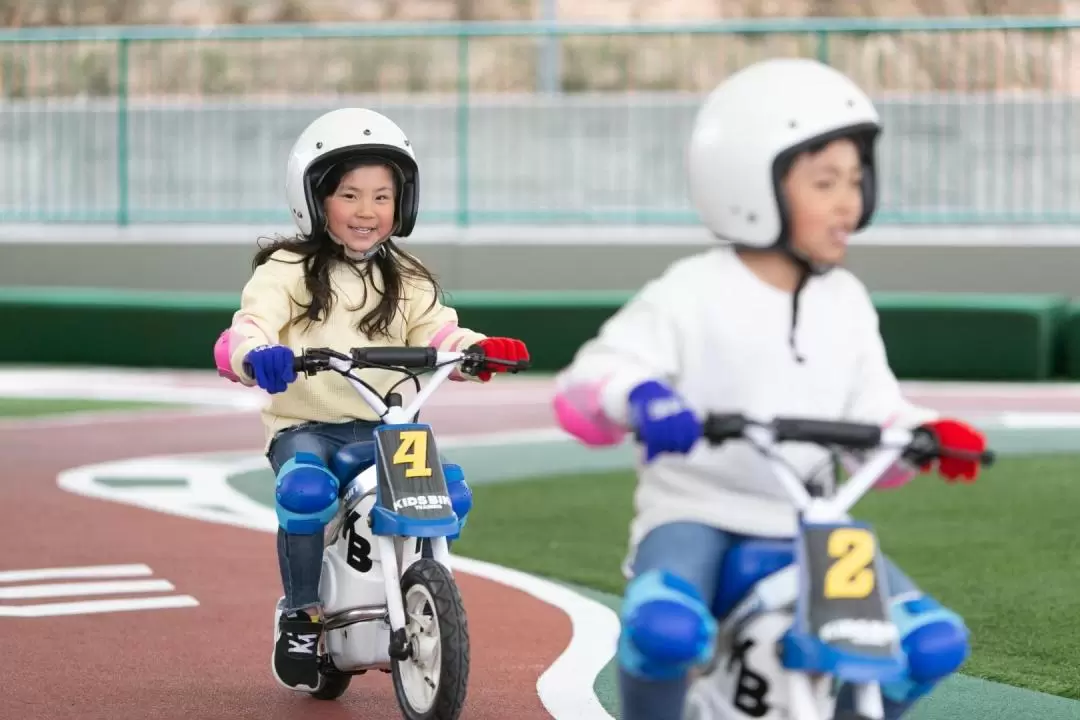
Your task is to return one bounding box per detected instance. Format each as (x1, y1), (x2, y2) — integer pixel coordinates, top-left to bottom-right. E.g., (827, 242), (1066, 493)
(330, 441), (377, 487)
(712, 538), (795, 620)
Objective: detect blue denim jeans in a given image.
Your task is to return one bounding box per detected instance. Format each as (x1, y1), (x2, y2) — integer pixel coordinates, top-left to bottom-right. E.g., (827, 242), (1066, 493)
(618, 522), (943, 720)
(268, 418), (457, 613)
(266, 419), (382, 613)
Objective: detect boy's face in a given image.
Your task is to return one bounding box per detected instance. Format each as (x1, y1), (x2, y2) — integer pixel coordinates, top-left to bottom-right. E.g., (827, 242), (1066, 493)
(781, 137), (864, 266)
(323, 164), (397, 255)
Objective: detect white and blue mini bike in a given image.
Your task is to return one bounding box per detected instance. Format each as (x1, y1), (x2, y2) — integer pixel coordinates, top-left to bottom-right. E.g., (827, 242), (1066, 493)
(261, 345), (528, 719)
(672, 414), (995, 720)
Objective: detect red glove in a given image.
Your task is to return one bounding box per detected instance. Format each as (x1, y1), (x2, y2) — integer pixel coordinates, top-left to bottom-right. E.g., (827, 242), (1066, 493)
(471, 337), (529, 382)
(918, 418), (986, 482)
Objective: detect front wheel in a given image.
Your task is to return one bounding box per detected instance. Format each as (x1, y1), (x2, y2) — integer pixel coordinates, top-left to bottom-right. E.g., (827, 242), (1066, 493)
(391, 558), (470, 720)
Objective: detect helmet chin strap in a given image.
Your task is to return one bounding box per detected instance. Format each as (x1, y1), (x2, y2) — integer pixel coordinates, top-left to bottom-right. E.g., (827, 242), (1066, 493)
(784, 244), (835, 278)
(342, 242), (387, 261)
(781, 245), (837, 365)
(327, 228), (388, 261)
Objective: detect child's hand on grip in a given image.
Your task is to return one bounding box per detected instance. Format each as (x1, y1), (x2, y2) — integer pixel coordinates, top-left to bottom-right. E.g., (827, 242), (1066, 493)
(628, 380), (702, 462)
(244, 344), (297, 394)
(470, 337), (529, 381)
(917, 418), (986, 482)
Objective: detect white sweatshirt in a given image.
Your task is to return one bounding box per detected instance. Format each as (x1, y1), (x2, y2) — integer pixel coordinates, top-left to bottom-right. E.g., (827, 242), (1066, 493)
(552, 246), (938, 566)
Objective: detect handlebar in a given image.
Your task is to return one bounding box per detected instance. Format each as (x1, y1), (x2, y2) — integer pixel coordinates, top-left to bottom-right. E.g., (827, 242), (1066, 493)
(698, 413), (996, 466)
(347, 346), (438, 370)
(640, 411), (996, 517)
(242, 344), (531, 379)
(242, 344), (531, 423)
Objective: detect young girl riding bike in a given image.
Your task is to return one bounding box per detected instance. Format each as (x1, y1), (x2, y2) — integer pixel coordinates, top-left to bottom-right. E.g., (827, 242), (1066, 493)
(552, 58), (988, 720)
(213, 107), (529, 694)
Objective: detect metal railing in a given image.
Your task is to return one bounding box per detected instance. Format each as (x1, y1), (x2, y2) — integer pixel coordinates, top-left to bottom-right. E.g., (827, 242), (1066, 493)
(0, 17), (1078, 226)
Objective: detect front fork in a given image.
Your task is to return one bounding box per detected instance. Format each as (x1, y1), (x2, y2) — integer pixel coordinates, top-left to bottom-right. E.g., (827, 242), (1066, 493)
(787, 671), (885, 720)
(378, 533), (454, 662)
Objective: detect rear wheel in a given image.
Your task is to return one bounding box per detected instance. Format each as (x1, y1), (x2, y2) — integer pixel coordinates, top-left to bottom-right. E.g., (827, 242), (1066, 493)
(391, 558), (469, 720)
(310, 670), (351, 700)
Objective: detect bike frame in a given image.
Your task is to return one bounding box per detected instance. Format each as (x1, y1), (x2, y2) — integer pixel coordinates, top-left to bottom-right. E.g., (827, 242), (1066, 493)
(710, 422), (920, 720)
(319, 351), (467, 642)
(745, 422), (914, 520)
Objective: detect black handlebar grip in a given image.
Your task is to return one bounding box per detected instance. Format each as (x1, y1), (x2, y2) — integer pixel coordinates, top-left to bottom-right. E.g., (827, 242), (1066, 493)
(702, 413), (749, 444)
(243, 357), (307, 377)
(352, 346), (437, 369)
(484, 356), (531, 372)
(772, 418), (882, 450)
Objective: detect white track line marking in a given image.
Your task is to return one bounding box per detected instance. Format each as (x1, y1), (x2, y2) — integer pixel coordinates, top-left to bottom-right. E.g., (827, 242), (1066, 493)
(0, 563), (154, 583)
(998, 412), (1080, 428)
(453, 556), (619, 719)
(0, 596), (201, 618)
(0, 579), (176, 600)
(0, 563), (200, 618)
(0, 406), (257, 430)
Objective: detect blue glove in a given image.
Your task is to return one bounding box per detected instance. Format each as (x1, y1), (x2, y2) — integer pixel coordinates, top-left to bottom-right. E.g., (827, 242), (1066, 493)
(628, 380), (702, 462)
(243, 344), (297, 394)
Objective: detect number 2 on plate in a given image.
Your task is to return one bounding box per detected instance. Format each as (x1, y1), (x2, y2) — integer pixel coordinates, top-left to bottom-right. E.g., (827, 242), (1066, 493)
(823, 527), (875, 600)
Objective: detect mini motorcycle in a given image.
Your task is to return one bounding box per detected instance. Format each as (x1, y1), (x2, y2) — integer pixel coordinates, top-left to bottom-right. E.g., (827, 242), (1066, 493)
(254, 344), (529, 719)
(673, 413), (995, 720)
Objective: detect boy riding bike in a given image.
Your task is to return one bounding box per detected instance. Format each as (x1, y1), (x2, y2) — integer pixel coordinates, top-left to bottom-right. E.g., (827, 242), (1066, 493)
(552, 58), (987, 720)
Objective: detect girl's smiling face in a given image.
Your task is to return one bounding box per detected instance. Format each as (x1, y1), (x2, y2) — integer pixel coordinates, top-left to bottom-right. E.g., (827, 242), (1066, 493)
(323, 163), (397, 255)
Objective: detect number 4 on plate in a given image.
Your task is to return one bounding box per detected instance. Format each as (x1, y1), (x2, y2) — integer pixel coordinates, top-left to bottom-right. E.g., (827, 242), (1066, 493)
(393, 430), (432, 478)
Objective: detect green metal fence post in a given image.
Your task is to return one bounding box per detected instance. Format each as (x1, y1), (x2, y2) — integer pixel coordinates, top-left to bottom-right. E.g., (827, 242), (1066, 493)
(456, 32), (470, 227)
(816, 29), (829, 65)
(116, 36), (130, 227)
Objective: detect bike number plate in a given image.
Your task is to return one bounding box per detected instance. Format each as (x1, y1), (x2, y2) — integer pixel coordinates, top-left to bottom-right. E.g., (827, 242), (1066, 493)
(374, 425), (455, 521)
(795, 521), (899, 657)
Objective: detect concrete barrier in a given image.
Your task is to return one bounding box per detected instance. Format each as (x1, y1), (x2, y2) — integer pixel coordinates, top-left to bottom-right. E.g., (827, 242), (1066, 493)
(3, 224), (1080, 296)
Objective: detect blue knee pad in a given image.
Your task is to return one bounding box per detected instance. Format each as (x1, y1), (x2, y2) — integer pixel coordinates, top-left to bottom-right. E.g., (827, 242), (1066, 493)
(618, 569), (718, 681)
(443, 463), (472, 541)
(275, 452), (340, 535)
(882, 594), (970, 704)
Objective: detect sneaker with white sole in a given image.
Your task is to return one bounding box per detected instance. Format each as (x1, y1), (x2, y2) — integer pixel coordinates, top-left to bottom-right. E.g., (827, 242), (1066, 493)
(272, 602), (323, 692)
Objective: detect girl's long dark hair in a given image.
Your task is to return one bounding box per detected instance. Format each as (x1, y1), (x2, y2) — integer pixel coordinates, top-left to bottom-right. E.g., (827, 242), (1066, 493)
(252, 158), (441, 339)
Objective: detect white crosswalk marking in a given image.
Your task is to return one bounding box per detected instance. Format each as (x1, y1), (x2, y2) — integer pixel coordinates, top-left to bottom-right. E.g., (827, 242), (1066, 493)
(0, 563), (198, 618)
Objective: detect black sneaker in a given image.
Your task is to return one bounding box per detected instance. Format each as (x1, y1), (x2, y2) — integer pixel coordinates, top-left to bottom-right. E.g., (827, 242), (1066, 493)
(272, 606), (323, 692)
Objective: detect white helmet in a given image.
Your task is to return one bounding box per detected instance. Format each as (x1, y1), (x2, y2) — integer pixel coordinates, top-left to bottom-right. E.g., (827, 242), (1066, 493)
(285, 108), (419, 238)
(686, 58), (881, 250)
